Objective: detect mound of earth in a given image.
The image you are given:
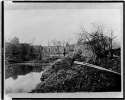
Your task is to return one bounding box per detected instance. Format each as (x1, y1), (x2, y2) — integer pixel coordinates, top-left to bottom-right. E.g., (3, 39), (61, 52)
(31, 56), (121, 93)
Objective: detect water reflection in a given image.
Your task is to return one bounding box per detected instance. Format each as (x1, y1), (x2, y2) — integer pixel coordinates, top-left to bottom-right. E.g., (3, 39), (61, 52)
(5, 64), (44, 94)
(12, 75), (18, 80)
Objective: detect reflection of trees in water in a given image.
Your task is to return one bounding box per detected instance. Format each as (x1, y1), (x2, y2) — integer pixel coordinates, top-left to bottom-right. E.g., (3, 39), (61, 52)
(5, 65), (43, 79)
(12, 75), (18, 80)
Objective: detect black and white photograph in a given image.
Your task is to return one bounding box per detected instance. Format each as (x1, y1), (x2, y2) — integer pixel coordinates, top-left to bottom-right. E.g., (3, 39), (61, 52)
(4, 2), (123, 98)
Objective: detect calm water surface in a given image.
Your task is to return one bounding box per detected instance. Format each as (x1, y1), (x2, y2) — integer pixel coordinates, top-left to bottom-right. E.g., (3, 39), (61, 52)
(5, 64), (44, 94)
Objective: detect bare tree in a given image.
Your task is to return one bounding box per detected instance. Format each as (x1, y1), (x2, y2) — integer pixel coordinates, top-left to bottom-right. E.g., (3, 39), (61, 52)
(48, 39), (51, 55)
(30, 37), (35, 53)
(52, 39), (57, 47)
(76, 24), (118, 64)
(62, 40), (66, 56)
(108, 30), (119, 58)
(56, 41), (61, 56)
(51, 39), (57, 54)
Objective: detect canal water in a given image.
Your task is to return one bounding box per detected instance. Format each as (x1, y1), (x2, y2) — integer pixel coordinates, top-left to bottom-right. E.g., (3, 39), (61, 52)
(5, 64), (45, 94)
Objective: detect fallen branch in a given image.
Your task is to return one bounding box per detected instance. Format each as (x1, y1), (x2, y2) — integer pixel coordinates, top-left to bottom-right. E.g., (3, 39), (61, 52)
(74, 61), (121, 75)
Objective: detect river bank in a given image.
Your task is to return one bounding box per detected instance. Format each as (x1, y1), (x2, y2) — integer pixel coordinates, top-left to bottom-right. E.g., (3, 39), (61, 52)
(5, 54), (121, 93)
(31, 56), (121, 93)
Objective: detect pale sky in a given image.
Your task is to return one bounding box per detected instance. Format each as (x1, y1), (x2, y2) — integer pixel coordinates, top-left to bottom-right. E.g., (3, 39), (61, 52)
(5, 9), (122, 46)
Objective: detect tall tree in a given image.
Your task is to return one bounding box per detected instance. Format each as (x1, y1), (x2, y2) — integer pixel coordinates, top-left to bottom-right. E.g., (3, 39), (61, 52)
(76, 24), (118, 64)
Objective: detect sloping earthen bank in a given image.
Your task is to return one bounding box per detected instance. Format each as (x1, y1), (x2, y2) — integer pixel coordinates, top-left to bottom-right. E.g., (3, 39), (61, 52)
(30, 56), (121, 93)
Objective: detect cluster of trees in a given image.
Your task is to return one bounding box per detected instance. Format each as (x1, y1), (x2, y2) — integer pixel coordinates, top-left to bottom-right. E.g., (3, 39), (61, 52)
(5, 42), (34, 55)
(5, 37), (36, 62)
(75, 24), (120, 64)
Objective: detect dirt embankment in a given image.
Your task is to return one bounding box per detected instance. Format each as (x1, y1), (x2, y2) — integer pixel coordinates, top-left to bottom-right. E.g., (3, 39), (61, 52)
(30, 56), (121, 93)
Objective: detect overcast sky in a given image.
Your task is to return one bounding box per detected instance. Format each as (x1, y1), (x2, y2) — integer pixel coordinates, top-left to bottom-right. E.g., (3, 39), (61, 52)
(5, 9), (122, 46)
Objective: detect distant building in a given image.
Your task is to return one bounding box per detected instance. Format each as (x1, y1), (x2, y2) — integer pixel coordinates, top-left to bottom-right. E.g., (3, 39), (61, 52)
(33, 45), (44, 53)
(66, 44), (75, 52)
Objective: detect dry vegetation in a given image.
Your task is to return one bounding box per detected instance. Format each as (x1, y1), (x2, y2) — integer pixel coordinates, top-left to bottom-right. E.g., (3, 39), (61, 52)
(31, 56), (121, 93)
(5, 24), (121, 93)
